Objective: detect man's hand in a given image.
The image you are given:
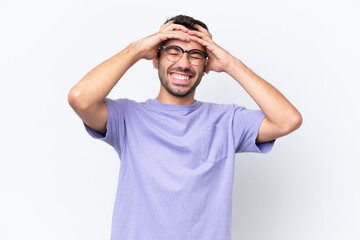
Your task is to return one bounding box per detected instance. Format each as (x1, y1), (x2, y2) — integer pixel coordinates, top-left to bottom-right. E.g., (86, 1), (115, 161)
(187, 25), (236, 74)
(137, 21), (191, 60)
(68, 21), (191, 135)
(189, 24), (302, 142)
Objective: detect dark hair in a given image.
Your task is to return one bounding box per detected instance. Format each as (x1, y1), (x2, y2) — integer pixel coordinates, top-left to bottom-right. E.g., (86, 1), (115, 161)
(164, 15), (208, 31)
(158, 15), (208, 58)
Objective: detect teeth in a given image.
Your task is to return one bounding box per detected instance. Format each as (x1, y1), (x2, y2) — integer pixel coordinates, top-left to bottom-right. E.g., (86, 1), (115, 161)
(172, 73), (190, 80)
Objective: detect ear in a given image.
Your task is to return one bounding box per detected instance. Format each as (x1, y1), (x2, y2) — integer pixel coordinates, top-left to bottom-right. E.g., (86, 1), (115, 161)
(152, 58), (159, 70)
(203, 59), (210, 75)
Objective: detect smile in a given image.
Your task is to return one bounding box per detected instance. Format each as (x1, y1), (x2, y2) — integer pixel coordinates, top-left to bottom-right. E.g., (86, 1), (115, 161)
(169, 72), (193, 86)
(171, 73), (191, 80)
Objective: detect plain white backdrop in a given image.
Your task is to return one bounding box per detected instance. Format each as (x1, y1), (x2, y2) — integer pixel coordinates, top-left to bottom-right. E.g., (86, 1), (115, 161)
(1, 0), (359, 239)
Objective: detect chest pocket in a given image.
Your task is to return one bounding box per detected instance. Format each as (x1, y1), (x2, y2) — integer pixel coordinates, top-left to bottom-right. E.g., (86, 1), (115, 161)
(201, 124), (228, 163)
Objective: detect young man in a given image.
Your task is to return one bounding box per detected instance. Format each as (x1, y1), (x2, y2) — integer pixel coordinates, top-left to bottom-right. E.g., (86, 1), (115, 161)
(68, 15), (302, 240)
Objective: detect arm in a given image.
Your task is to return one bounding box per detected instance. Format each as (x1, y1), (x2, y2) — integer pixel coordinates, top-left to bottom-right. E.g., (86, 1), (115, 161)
(68, 43), (141, 134)
(68, 22), (190, 134)
(226, 59), (302, 142)
(188, 26), (302, 143)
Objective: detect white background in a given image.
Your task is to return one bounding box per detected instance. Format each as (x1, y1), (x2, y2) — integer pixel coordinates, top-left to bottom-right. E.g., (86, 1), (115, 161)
(1, 0), (359, 239)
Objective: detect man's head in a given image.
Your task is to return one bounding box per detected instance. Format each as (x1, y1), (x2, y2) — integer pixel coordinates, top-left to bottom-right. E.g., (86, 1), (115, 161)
(156, 15), (209, 59)
(153, 15), (209, 99)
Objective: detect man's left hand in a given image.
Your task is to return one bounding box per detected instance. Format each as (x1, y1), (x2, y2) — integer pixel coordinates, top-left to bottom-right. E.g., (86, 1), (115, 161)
(188, 25), (236, 74)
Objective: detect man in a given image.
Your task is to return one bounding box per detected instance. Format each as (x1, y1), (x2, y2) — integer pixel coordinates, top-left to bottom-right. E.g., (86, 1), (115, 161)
(68, 15), (302, 240)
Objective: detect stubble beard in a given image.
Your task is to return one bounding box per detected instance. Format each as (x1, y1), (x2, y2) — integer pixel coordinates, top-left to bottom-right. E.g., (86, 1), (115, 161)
(158, 60), (204, 98)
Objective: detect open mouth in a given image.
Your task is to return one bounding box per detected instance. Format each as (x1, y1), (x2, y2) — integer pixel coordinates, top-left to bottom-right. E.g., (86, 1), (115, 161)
(170, 72), (192, 85)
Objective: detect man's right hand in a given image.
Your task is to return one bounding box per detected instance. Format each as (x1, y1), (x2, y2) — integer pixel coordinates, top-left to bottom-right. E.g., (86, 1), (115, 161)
(136, 20), (191, 60)
(68, 21), (191, 135)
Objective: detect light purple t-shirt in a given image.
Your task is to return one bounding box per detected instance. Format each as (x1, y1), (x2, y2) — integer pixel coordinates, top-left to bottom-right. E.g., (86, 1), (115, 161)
(84, 98), (274, 240)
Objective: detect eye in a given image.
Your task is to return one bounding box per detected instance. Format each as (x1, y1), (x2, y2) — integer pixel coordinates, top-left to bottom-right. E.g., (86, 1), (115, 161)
(166, 46), (182, 56)
(189, 51), (204, 60)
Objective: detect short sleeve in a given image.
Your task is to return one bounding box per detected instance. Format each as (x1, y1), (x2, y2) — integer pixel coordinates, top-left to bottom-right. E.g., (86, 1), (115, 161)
(232, 105), (275, 154)
(83, 98), (125, 153)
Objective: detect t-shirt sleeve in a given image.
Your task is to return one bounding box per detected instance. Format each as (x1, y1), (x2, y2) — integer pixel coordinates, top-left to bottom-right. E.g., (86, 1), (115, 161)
(83, 98), (125, 153)
(232, 105), (275, 154)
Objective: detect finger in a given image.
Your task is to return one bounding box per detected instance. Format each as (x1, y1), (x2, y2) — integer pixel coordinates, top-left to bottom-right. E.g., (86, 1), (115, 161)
(162, 23), (189, 33)
(160, 20), (174, 30)
(187, 30), (211, 41)
(189, 35), (212, 48)
(159, 31), (191, 42)
(168, 30), (191, 40)
(193, 24), (212, 38)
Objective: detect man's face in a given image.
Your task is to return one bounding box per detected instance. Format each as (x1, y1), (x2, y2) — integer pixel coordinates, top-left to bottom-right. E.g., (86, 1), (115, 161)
(154, 38), (207, 98)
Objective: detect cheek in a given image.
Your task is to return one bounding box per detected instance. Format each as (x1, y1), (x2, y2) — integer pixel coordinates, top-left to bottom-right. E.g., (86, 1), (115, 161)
(158, 58), (172, 72)
(197, 65), (205, 75)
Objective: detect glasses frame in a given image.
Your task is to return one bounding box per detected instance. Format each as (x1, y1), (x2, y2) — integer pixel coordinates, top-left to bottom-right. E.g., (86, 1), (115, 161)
(159, 45), (208, 66)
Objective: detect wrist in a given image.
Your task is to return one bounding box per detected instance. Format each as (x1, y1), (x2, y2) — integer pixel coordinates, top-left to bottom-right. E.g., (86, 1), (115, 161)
(128, 41), (144, 60)
(224, 57), (246, 76)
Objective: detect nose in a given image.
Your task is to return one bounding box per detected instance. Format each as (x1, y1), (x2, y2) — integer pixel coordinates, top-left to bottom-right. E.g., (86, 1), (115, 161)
(176, 53), (191, 68)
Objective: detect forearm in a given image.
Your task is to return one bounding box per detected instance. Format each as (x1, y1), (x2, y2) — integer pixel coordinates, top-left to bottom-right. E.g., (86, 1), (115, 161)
(226, 58), (302, 132)
(69, 41), (142, 109)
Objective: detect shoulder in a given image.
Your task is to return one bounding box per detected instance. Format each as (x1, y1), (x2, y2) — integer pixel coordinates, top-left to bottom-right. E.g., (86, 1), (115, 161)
(201, 101), (245, 114)
(201, 101), (232, 109)
(198, 102), (245, 125)
(107, 98), (146, 107)
(106, 98), (153, 116)
(200, 101), (264, 124)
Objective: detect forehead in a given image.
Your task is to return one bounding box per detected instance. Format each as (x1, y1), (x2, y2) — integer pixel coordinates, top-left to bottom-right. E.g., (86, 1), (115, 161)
(163, 39), (205, 52)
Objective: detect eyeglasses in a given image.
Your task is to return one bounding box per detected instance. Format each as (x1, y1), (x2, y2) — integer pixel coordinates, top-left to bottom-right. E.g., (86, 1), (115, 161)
(159, 45), (208, 66)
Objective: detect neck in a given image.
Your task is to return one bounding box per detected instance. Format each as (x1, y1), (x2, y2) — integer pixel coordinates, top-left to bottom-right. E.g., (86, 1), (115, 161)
(156, 87), (196, 105)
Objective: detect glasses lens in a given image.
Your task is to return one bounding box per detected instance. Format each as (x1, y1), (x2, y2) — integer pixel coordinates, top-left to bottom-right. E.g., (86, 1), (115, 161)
(188, 50), (205, 65)
(165, 46), (182, 62)
(163, 46), (206, 65)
